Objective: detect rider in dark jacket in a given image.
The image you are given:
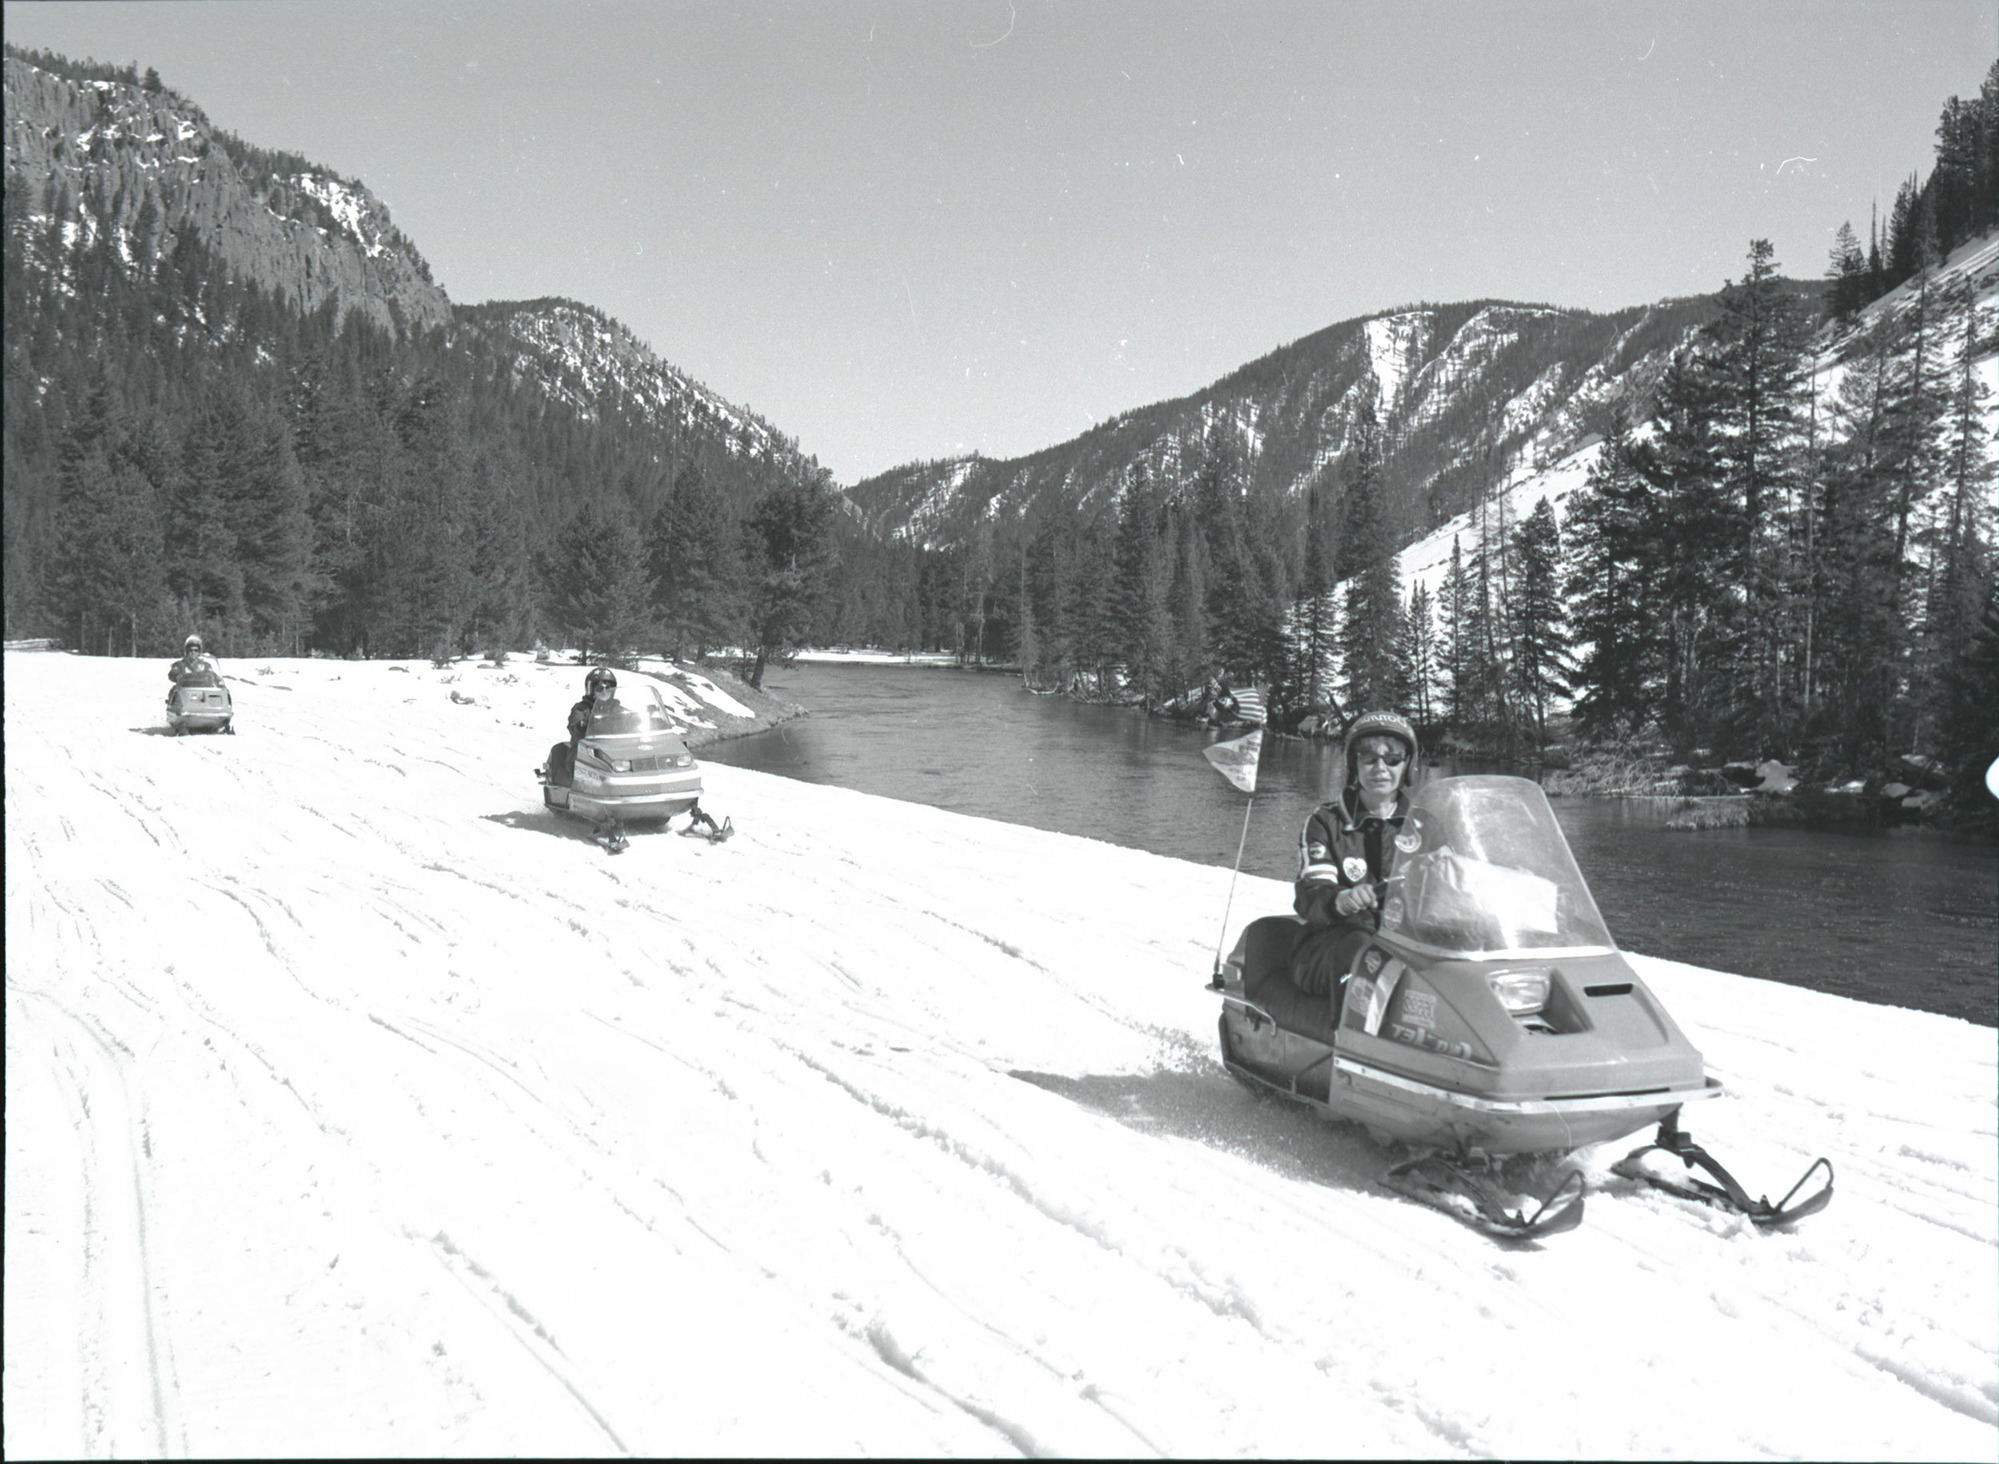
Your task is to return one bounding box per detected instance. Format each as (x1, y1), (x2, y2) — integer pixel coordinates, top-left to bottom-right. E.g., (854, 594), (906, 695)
(547, 667), (619, 787)
(1290, 710), (1419, 1002)
(166, 634), (220, 700)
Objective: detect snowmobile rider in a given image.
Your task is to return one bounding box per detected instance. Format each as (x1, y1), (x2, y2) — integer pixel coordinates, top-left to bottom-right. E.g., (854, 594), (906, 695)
(1288, 710), (1419, 1006)
(166, 634), (221, 699)
(547, 666), (619, 787)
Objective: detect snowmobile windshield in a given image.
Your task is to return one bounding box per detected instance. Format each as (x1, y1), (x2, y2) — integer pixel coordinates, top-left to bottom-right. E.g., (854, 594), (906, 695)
(585, 683), (676, 738)
(1377, 775), (1616, 959)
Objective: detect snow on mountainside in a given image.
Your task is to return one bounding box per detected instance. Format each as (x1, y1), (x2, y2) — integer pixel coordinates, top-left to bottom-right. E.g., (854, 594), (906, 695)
(2, 48), (810, 479)
(846, 290), (1724, 549)
(451, 298), (813, 471)
(3, 52), (451, 337)
(6, 649), (1994, 1458)
(1392, 229), (1999, 607)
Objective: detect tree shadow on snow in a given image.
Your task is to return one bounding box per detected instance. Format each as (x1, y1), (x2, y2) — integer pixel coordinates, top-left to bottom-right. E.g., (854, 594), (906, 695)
(1009, 1066), (1390, 1199)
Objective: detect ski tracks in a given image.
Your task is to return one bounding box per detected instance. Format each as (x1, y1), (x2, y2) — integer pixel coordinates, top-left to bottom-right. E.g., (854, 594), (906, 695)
(5, 990), (185, 1460)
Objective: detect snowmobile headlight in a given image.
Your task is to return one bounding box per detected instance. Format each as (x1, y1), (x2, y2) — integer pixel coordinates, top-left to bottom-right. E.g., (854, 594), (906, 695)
(1489, 970), (1550, 1017)
(606, 757), (632, 773)
(674, 752), (693, 767)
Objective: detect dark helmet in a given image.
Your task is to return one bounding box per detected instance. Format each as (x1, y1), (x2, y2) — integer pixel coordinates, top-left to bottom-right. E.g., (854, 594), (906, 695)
(585, 667), (617, 696)
(1344, 710), (1418, 786)
(184, 634), (203, 653)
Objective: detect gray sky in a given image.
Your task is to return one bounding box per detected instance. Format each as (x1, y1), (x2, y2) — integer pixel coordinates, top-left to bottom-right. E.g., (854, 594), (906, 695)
(5, 1), (1993, 483)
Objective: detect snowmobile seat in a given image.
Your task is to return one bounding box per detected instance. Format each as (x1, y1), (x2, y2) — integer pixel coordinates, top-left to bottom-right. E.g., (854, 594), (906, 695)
(1238, 915), (1340, 1044)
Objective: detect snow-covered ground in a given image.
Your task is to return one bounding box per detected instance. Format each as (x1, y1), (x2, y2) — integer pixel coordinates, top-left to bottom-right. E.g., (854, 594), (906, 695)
(6, 651), (1994, 1459)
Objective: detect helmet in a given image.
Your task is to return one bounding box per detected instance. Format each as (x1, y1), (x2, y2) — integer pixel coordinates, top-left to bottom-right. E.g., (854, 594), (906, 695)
(1343, 710), (1418, 786)
(184, 634), (203, 653)
(585, 667), (617, 696)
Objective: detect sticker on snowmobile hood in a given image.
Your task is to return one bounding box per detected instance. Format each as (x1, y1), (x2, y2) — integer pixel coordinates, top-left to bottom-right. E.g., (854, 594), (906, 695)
(1394, 831), (1422, 853)
(1342, 856), (1369, 882)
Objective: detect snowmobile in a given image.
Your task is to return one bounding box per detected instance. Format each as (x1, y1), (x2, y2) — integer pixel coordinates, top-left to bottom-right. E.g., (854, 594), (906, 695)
(1211, 774), (1831, 1239)
(166, 680), (234, 735)
(535, 677), (731, 854)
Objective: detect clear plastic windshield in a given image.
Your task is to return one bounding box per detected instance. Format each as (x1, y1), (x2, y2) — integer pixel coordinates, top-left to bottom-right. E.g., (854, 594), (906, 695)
(587, 683), (676, 738)
(1378, 775), (1615, 957)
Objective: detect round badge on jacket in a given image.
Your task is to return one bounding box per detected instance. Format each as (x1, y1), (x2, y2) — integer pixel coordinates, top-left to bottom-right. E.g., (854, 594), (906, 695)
(1342, 856), (1369, 882)
(1395, 831), (1421, 853)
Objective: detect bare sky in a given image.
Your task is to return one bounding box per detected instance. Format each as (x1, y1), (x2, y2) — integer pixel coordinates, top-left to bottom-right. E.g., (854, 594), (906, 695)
(5, 1), (1993, 482)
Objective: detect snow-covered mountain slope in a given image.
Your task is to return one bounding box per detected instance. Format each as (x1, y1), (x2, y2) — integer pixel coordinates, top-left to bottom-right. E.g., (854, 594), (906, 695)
(450, 298), (817, 474)
(847, 291), (1723, 545)
(1392, 229), (1999, 605)
(6, 651), (1994, 1458)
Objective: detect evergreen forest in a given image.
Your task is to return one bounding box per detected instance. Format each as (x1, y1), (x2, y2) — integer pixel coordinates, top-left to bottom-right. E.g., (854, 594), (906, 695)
(4, 45), (1995, 806)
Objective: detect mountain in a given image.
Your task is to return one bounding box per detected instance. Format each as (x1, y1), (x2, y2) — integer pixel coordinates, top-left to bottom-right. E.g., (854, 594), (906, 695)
(1392, 231), (1999, 605)
(3, 49), (450, 338)
(844, 289), (1790, 551)
(2, 46), (821, 484)
(448, 297), (813, 473)
(2, 45), (834, 655)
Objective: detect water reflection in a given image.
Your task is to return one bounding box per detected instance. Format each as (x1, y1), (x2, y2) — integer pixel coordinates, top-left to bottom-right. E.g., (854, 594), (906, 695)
(706, 663), (1996, 1025)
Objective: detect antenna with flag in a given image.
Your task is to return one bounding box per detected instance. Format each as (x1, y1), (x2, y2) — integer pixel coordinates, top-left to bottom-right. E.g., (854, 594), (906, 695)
(1201, 685), (1267, 987)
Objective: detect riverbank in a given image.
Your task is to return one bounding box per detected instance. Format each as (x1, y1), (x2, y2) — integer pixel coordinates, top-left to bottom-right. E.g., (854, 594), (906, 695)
(466, 649), (805, 748)
(5, 648), (1994, 1459)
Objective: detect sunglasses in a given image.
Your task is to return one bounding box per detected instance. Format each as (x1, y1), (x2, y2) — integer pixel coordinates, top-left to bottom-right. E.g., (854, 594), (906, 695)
(1358, 750), (1408, 767)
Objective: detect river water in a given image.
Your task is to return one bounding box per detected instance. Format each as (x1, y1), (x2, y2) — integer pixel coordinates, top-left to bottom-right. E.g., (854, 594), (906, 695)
(703, 662), (1997, 1027)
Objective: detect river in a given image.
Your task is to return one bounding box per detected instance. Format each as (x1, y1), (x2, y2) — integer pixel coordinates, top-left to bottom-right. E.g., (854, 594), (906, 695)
(702, 662), (1998, 1027)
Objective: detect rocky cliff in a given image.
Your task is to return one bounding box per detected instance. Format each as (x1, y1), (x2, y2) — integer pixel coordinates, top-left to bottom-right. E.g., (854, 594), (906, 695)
(4, 51), (450, 337)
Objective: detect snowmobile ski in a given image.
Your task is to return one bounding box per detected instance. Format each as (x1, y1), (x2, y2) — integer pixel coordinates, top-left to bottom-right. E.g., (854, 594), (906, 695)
(681, 804), (733, 843)
(1611, 1111), (1832, 1227)
(1383, 1152), (1587, 1241)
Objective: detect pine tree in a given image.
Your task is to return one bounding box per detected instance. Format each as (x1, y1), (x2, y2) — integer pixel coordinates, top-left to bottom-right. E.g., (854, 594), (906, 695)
(1285, 482), (1342, 724)
(741, 474), (838, 688)
(1110, 464), (1173, 706)
(1706, 239), (1813, 755)
(1164, 501), (1209, 701)
(1564, 437), (1662, 741)
(546, 500), (655, 665)
(1406, 581), (1437, 733)
(1914, 282), (1996, 755)
(1194, 431), (1285, 686)
(647, 457), (747, 661)
(1509, 497), (1570, 747)
(1439, 537), (1475, 732)
(1824, 222), (1869, 321)
(1334, 395), (1408, 712)
(1632, 347), (1738, 758)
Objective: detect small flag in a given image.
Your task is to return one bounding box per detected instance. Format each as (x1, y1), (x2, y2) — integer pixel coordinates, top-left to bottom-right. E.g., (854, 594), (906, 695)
(1203, 728), (1263, 794)
(1228, 685), (1268, 726)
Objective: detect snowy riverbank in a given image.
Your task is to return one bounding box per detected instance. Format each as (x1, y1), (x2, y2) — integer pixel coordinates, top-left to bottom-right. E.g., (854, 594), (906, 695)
(6, 652), (1994, 1458)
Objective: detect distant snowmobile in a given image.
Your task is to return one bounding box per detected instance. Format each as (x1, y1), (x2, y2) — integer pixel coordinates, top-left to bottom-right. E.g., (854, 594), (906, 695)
(535, 674), (730, 853)
(166, 680), (234, 735)
(1211, 774), (1831, 1239)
